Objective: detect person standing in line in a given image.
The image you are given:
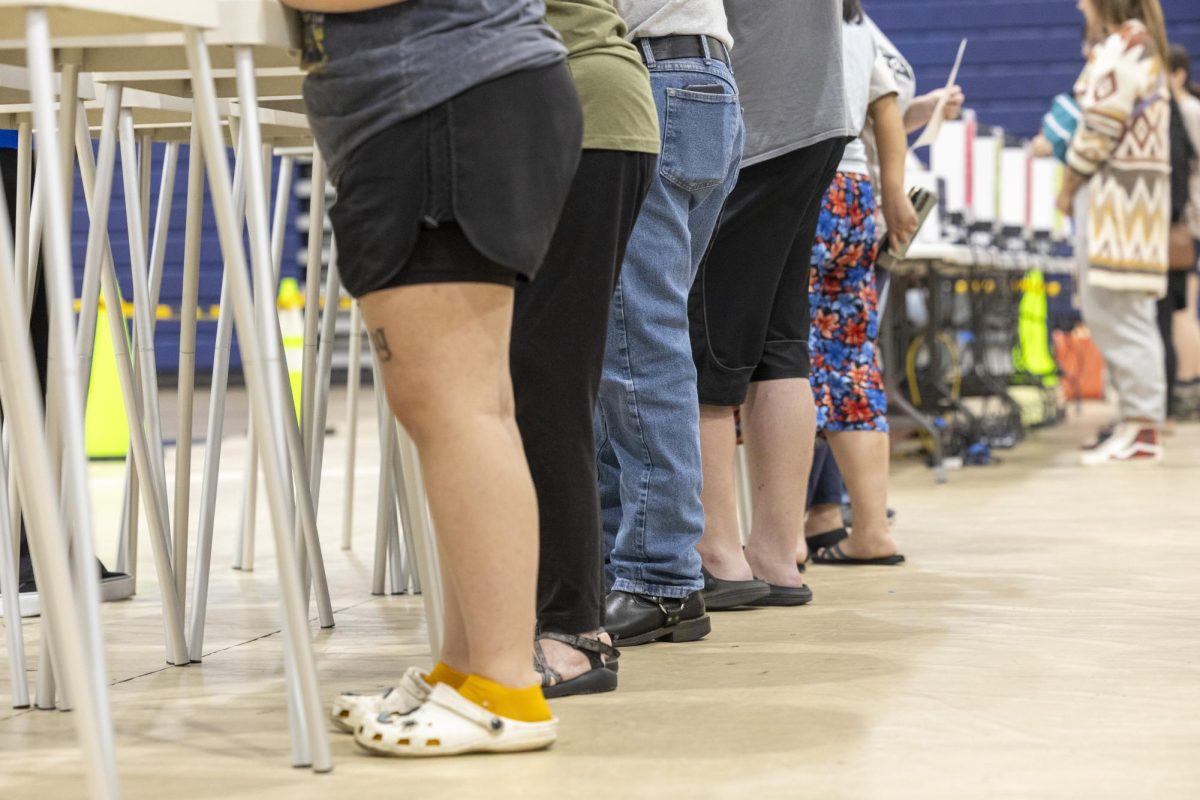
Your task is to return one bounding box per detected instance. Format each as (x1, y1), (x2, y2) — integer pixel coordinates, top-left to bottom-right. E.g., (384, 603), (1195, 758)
(1165, 44), (1200, 419)
(691, 0), (853, 606)
(511, 0), (660, 696)
(597, 0), (751, 644)
(0, 138), (133, 618)
(805, 0), (917, 567)
(1156, 69), (1196, 424)
(292, 0), (583, 756)
(802, 14), (964, 559)
(1059, 0), (1172, 466)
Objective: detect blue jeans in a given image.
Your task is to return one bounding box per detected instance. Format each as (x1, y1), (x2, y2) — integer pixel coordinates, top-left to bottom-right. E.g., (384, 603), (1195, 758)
(595, 54), (744, 599)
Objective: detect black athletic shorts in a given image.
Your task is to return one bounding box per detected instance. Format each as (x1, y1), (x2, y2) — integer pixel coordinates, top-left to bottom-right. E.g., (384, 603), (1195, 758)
(689, 136), (848, 406)
(328, 62), (582, 298)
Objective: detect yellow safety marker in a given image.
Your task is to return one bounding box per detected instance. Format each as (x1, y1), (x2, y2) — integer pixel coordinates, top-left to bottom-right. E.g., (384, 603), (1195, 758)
(277, 277), (305, 418)
(85, 296), (131, 460)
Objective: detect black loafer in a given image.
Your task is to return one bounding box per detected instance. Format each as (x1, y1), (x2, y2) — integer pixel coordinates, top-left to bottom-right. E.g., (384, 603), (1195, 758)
(604, 590), (711, 646)
(701, 567), (771, 610)
(746, 582), (814, 607)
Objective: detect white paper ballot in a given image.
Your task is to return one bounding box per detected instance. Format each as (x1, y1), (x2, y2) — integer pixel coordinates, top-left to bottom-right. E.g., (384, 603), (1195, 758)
(999, 146), (1029, 228)
(911, 38), (968, 151)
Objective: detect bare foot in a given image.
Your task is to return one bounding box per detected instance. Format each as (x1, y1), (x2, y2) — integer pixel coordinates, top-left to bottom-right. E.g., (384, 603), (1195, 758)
(800, 503), (843, 563)
(697, 544), (755, 582)
(537, 631), (612, 687)
(823, 531), (901, 560)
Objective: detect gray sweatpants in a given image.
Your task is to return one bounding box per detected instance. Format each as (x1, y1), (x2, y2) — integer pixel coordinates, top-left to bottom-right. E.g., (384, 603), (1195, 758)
(1079, 277), (1166, 423)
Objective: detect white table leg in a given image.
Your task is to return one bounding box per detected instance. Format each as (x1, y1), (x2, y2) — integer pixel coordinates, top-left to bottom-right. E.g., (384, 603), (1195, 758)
(340, 301), (363, 551)
(186, 29), (331, 772)
(0, 427), (29, 708)
(19, 10), (118, 794)
(174, 121), (204, 594)
(233, 47), (333, 630)
(188, 118), (250, 663)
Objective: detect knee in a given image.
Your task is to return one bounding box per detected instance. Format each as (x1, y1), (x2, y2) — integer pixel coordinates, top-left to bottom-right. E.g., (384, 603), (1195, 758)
(382, 372), (513, 447)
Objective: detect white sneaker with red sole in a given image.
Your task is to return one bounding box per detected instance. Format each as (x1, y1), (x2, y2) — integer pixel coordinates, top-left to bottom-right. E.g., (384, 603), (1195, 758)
(1080, 423), (1162, 466)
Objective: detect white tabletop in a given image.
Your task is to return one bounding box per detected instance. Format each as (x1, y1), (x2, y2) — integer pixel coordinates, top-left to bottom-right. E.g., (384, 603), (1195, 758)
(0, 1), (219, 41)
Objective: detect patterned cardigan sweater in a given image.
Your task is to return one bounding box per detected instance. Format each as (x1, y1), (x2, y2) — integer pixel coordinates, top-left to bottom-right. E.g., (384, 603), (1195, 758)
(1067, 20), (1170, 295)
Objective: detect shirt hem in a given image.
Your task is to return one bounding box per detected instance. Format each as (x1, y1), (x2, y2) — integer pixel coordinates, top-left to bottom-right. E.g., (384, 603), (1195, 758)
(582, 135), (661, 155)
(740, 127), (856, 169)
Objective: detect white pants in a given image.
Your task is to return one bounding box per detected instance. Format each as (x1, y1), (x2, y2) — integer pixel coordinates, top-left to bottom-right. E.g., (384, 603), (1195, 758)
(1080, 277), (1166, 423)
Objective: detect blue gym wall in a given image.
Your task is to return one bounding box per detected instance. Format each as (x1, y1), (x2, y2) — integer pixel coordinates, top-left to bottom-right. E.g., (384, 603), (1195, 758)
(866, 0), (1200, 138)
(66, 2), (1200, 378)
(71, 146), (303, 380)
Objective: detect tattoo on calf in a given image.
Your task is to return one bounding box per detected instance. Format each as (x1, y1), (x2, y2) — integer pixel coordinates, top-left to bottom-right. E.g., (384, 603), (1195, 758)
(372, 328), (393, 362)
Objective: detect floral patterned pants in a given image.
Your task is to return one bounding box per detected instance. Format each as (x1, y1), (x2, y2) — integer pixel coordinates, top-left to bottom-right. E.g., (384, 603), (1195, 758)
(808, 172), (888, 432)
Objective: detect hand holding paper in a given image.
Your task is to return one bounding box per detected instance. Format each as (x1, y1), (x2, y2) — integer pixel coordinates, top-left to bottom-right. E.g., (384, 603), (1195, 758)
(911, 38), (968, 150)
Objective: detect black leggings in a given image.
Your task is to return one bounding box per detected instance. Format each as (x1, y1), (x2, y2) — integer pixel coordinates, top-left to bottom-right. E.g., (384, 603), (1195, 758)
(511, 149), (655, 635)
(1157, 271), (1188, 418)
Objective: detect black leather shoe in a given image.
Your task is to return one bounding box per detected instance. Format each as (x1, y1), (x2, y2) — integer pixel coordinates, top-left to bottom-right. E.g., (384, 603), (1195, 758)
(604, 590), (711, 646)
(701, 567), (771, 610)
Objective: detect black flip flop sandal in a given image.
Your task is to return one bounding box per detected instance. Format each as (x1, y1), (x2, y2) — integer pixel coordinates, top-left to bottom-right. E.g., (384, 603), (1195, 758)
(534, 632), (620, 699)
(812, 542), (906, 566)
(797, 528), (849, 572)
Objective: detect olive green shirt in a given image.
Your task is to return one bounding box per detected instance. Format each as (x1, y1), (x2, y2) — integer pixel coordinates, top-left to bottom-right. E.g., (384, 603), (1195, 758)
(546, 0), (661, 154)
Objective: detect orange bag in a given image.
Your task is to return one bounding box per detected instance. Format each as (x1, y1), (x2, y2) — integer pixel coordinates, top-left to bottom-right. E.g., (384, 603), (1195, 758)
(1053, 326), (1106, 401)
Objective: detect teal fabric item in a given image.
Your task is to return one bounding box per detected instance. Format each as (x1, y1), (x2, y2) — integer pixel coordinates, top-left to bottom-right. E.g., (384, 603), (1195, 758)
(1041, 94), (1081, 165)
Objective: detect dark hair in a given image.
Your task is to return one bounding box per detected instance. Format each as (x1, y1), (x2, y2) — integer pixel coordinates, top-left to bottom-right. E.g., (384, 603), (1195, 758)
(1167, 43), (1200, 99)
(843, 0), (863, 24)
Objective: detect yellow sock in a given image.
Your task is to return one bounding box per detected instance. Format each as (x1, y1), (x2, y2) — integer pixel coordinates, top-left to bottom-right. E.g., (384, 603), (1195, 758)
(457, 674), (552, 723)
(427, 661), (467, 689)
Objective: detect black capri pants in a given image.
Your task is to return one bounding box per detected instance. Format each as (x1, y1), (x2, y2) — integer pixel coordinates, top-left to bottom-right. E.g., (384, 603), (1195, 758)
(689, 137), (848, 406)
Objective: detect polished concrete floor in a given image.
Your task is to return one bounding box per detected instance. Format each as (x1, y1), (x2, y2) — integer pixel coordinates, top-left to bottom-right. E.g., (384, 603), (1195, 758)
(1, 392), (1198, 800)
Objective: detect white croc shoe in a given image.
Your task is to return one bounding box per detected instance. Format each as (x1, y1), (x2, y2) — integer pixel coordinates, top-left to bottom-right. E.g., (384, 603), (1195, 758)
(354, 683), (558, 758)
(330, 667), (432, 734)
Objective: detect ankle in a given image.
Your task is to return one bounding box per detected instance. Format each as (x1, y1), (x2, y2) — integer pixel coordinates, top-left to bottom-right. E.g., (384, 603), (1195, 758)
(428, 661), (468, 689)
(805, 504), (842, 535)
(698, 544), (752, 579)
(458, 674), (552, 723)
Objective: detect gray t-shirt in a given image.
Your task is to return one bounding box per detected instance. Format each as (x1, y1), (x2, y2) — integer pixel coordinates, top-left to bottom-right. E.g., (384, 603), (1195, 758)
(724, 0), (852, 167)
(301, 1), (567, 182)
(612, 0), (733, 48)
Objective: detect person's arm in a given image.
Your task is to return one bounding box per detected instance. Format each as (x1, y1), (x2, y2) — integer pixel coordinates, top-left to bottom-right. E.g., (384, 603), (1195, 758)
(1056, 168), (1088, 217)
(1058, 33), (1142, 216)
(869, 93), (919, 251)
(903, 85), (965, 134)
(280, 0), (405, 12)
(1031, 133), (1055, 159)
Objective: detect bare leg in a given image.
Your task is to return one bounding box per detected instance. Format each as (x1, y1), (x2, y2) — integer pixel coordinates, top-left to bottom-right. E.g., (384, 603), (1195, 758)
(436, 553), (469, 673)
(804, 505), (842, 536)
(799, 503), (843, 565)
(695, 404), (752, 580)
(741, 379), (813, 587)
(360, 282), (538, 690)
(824, 430), (899, 559)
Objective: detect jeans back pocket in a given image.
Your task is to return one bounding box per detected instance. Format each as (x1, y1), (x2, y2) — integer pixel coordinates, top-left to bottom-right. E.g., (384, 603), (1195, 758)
(658, 84), (741, 194)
